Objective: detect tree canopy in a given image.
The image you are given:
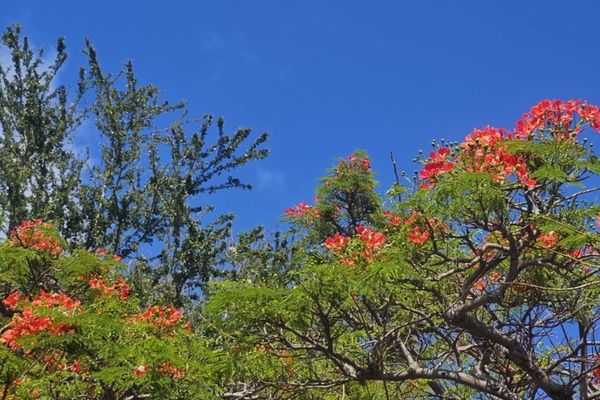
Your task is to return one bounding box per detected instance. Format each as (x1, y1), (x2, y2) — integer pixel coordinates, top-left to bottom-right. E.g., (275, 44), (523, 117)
(0, 24), (269, 306)
(0, 25), (599, 400)
(208, 100), (600, 399)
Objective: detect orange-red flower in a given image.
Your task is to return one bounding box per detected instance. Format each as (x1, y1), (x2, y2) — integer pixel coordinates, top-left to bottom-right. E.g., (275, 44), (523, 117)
(419, 121), (552, 191)
(2, 292), (21, 310)
(89, 277), (131, 300)
(356, 226), (386, 249)
(323, 233), (351, 252)
(593, 354), (600, 382)
(284, 202), (320, 220)
(538, 231), (558, 249)
(95, 248), (109, 257)
(32, 290), (80, 310)
(134, 365), (147, 376)
(10, 220), (62, 257)
(408, 226), (429, 244)
(488, 271), (502, 282)
(0, 291), (80, 351)
(355, 226), (387, 262)
(1, 308), (59, 351)
(461, 126), (537, 189)
(69, 359), (82, 374)
(383, 211), (403, 227)
(419, 147), (454, 189)
(348, 154), (371, 170)
(131, 305), (182, 329)
(473, 279), (486, 292)
(515, 99), (600, 137)
(418, 100), (600, 191)
(341, 258), (355, 267)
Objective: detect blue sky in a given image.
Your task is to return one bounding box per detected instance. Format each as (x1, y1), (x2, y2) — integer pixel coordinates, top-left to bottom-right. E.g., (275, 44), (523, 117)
(3, 1), (600, 233)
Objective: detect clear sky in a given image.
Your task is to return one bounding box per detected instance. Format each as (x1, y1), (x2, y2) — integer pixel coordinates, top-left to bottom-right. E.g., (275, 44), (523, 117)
(2, 1), (600, 233)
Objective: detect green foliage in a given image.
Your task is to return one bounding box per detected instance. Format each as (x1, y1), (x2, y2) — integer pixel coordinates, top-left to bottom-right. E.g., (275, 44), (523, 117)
(0, 24), (269, 303)
(0, 223), (233, 399)
(313, 151), (380, 238)
(2, 22), (600, 400)
(206, 109), (600, 399)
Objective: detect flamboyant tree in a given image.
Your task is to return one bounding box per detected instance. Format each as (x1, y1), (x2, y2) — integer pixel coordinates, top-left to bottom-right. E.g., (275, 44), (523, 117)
(207, 99), (600, 399)
(0, 25), (269, 305)
(0, 220), (231, 399)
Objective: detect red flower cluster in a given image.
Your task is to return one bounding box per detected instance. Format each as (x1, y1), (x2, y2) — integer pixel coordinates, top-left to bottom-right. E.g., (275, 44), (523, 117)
(341, 258), (355, 267)
(0, 291), (80, 351)
(284, 202), (320, 220)
(9, 220), (62, 258)
(473, 271), (503, 292)
(348, 154), (371, 170)
(0, 308), (53, 350)
(134, 365), (147, 376)
(2, 291), (21, 309)
(1, 311), (75, 351)
(405, 211), (431, 245)
(42, 352), (63, 369)
(32, 290), (81, 310)
(569, 246), (599, 274)
(593, 354), (600, 382)
(95, 248), (109, 257)
(356, 226), (386, 249)
(89, 277), (131, 300)
(131, 305), (182, 329)
(69, 359), (82, 373)
(537, 231), (558, 249)
(382, 209), (436, 245)
(570, 246), (598, 259)
(382, 211), (403, 227)
(95, 248), (122, 262)
(419, 147), (454, 189)
(473, 279), (485, 292)
(407, 226), (430, 244)
(515, 99), (600, 138)
(322, 226), (386, 265)
(356, 226), (386, 262)
(419, 99), (600, 190)
(462, 126), (536, 189)
(323, 233), (351, 252)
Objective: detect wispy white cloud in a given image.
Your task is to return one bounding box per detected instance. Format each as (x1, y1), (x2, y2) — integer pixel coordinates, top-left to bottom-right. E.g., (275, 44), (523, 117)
(196, 31), (263, 87)
(255, 166), (286, 192)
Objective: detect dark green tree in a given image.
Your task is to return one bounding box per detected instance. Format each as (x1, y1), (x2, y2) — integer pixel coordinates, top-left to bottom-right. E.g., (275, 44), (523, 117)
(0, 25), (268, 305)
